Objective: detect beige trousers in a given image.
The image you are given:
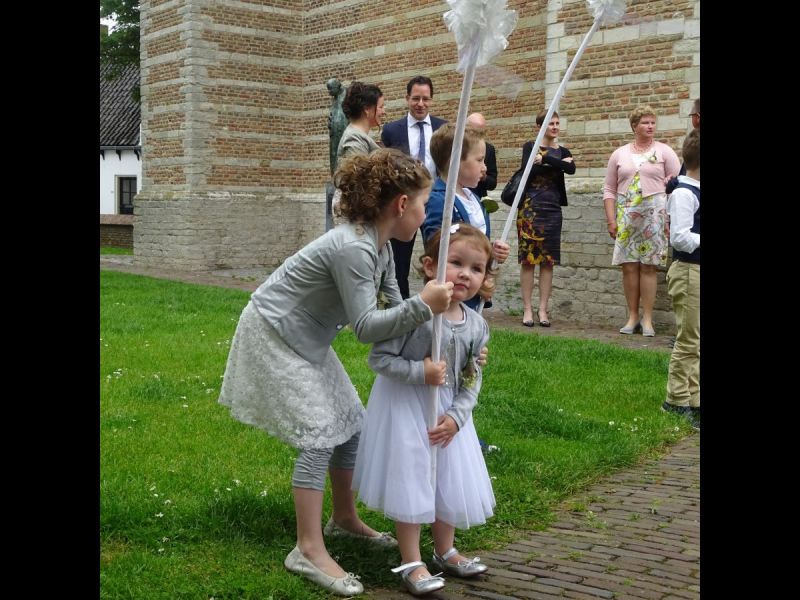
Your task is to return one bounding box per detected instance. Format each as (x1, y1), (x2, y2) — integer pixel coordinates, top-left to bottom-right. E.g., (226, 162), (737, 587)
(666, 260), (700, 408)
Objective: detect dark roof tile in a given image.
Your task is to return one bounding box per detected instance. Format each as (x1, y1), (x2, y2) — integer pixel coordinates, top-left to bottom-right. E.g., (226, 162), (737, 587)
(100, 63), (141, 147)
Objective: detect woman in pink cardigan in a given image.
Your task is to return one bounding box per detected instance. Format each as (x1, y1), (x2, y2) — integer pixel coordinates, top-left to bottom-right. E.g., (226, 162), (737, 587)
(603, 105), (680, 337)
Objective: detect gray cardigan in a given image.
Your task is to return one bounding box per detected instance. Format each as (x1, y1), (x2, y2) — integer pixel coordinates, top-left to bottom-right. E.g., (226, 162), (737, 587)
(368, 305), (489, 430)
(336, 124), (380, 168)
(250, 222), (433, 364)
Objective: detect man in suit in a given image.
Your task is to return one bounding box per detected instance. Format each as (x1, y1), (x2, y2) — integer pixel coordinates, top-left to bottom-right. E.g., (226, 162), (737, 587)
(465, 112), (498, 200)
(381, 75), (447, 298)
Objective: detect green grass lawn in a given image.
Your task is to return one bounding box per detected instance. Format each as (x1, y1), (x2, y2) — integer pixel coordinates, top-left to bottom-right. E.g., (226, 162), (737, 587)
(100, 246), (134, 255)
(100, 270), (691, 599)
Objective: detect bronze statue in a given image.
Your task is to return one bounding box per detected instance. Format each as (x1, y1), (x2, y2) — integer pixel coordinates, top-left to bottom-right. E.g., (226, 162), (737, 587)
(326, 78), (348, 176)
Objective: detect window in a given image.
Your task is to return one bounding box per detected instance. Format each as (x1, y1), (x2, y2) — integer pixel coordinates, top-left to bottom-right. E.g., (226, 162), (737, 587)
(119, 177), (137, 215)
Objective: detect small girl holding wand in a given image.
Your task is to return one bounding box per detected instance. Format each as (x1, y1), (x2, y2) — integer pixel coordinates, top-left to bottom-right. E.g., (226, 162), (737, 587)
(353, 223), (497, 595)
(218, 149), (454, 596)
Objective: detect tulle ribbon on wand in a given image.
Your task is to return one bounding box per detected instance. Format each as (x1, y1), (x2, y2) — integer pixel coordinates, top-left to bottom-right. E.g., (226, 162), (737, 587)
(427, 0), (517, 490)
(477, 0), (628, 314)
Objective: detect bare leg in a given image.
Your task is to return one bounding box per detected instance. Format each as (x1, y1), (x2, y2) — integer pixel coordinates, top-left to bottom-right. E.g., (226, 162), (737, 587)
(396, 522), (432, 580)
(432, 519), (469, 564)
(328, 467), (380, 537)
(520, 263), (535, 323)
(639, 264), (657, 330)
(621, 262), (641, 328)
(293, 486), (346, 577)
(538, 263), (554, 323)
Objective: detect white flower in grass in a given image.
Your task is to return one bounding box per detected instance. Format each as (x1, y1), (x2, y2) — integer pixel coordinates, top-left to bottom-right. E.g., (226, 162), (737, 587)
(233, 480), (241, 486)
(608, 421), (615, 426)
(558, 408), (564, 413)
(487, 445), (499, 453)
(180, 396), (187, 400)
(155, 512), (164, 518)
(674, 426), (680, 432)
(225, 487), (232, 491)
(260, 490), (268, 497)
(164, 499), (172, 505)
(153, 493), (159, 497)
(162, 537), (170, 542)
(182, 404), (189, 409)
(153, 374), (160, 380)
(157, 548), (164, 553)
(214, 488), (219, 493)
(633, 417), (638, 422)
(150, 485), (157, 491)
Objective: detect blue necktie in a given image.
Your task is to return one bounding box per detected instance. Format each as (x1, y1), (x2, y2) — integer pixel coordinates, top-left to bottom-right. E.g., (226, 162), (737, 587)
(416, 121), (426, 164)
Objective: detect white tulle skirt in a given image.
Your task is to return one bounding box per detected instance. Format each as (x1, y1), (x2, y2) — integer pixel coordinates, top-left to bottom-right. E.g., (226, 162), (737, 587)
(352, 374), (495, 529)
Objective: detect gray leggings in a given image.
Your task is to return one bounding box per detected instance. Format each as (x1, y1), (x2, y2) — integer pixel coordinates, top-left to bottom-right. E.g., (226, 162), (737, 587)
(291, 432), (360, 491)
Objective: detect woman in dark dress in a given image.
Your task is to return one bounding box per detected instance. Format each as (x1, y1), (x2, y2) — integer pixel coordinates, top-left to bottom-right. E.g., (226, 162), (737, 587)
(517, 110), (575, 327)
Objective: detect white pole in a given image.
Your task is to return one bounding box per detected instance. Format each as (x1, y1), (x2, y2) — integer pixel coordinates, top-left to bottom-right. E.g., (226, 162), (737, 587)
(428, 42), (480, 490)
(477, 16), (602, 314)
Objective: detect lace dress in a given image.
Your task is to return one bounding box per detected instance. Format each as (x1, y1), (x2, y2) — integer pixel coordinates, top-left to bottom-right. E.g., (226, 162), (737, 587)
(218, 301), (365, 449)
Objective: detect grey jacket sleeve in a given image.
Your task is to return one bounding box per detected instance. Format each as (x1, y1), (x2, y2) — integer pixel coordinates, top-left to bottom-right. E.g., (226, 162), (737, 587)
(330, 241), (433, 343)
(445, 317), (490, 430)
(368, 333), (426, 384)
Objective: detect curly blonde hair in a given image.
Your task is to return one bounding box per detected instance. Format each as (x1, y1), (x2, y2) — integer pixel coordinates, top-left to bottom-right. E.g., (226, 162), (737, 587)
(334, 148), (431, 222)
(629, 105), (657, 130)
(417, 224), (497, 300)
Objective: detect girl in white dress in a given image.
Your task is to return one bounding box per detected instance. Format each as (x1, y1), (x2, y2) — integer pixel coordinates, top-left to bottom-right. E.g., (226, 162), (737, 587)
(218, 149), (455, 596)
(353, 223), (497, 595)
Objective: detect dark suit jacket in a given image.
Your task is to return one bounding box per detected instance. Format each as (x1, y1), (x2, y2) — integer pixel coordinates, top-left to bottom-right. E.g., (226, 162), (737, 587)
(521, 141), (575, 207)
(469, 141), (497, 199)
(381, 114), (447, 156)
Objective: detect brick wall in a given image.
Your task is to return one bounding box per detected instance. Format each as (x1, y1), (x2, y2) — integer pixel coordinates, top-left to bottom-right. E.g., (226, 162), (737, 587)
(100, 214), (134, 249)
(136, 0), (700, 329)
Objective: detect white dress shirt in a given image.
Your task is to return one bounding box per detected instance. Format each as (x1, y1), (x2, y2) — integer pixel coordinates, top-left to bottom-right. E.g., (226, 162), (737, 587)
(666, 175), (700, 254)
(458, 188), (486, 234)
(406, 113), (437, 177)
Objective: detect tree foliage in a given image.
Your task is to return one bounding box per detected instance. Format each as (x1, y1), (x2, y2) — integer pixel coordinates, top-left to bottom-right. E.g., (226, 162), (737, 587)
(100, 0), (140, 92)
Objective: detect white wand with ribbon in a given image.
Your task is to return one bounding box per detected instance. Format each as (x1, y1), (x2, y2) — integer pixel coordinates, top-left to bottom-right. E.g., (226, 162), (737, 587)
(428, 0), (517, 490)
(477, 0), (627, 314)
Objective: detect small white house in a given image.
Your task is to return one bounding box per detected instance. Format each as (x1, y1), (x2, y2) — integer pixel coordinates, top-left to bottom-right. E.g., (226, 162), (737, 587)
(100, 63), (141, 215)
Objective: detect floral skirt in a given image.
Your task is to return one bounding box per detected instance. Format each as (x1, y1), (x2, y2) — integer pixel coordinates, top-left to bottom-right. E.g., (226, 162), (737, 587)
(612, 177), (668, 266)
(516, 189), (562, 267)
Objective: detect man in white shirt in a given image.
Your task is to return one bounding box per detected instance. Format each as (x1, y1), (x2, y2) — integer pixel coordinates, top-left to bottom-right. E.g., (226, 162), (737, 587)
(381, 76), (447, 298)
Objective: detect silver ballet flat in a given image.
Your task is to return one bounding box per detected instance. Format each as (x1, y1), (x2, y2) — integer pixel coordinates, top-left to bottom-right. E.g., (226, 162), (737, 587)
(641, 325), (655, 337)
(390, 560), (445, 596)
(432, 547), (489, 577)
(619, 321), (642, 335)
(284, 546), (364, 596)
(323, 517), (398, 548)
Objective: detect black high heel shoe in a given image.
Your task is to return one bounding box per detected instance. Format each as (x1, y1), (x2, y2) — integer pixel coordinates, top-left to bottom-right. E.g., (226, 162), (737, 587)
(537, 310), (551, 327)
